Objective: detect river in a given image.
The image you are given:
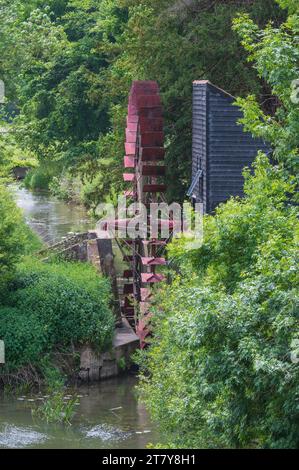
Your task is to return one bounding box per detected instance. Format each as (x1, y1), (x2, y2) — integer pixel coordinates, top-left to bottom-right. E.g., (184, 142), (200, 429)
(0, 186), (160, 449)
(11, 185), (92, 245)
(0, 377), (159, 449)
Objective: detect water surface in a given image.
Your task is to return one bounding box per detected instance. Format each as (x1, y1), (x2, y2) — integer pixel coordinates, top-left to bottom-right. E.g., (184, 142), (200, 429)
(0, 377), (159, 449)
(11, 185), (93, 245)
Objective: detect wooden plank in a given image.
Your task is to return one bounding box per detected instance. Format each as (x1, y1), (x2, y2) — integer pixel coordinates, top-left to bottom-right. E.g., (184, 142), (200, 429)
(125, 143), (136, 155)
(143, 184), (166, 193)
(122, 307), (135, 316)
(123, 190), (136, 198)
(141, 147), (165, 161)
(141, 132), (164, 147)
(125, 130), (137, 143)
(138, 106), (163, 118)
(137, 95), (161, 108)
(141, 257), (166, 266)
(139, 117), (163, 132)
(123, 284), (134, 294)
(141, 273), (166, 283)
(142, 165), (165, 177)
(140, 288), (152, 301)
(124, 156), (135, 168)
(127, 122), (138, 132)
(127, 115), (139, 124)
(123, 173), (135, 182)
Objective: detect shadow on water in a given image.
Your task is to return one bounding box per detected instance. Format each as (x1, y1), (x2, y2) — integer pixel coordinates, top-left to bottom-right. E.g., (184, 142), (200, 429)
(0, 377), (159, 449)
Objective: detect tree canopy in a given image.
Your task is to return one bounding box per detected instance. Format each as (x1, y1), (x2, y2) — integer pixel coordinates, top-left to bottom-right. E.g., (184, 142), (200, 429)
(0, 0), (285, 205)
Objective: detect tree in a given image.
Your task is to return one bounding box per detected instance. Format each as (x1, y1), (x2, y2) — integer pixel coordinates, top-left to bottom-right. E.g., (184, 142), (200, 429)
(1, 0), (284, 206)
(0, 185), (27, 293)
(139, 0), (299, 449)
(103, 0), (284, 202)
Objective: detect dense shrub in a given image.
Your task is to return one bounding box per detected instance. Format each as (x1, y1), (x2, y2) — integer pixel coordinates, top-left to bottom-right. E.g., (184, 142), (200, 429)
(140, 162), (299, 448)
(140, 2), (299, 449)
(23, 167), (52, 191)
(0, 184), (43, 297)
(169, 156), (297, 292)
(0, 185), (27, 292)
(0, 307), (47, 370)
(0, 259), (114, 372)
(49, 173), (83, 203)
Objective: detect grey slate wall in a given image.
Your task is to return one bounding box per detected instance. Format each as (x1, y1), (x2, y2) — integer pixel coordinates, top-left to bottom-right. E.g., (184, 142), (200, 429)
(192, 81), (269, 213)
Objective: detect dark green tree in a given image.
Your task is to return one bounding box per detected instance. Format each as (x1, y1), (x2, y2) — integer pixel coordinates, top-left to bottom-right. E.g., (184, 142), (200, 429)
(139, 0), (299, 449)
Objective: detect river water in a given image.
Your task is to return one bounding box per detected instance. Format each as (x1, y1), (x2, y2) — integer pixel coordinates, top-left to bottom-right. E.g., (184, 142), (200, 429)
(0, 186), (159, 449)
(11, 185), (93, 245)
(0, 377), (159, 449)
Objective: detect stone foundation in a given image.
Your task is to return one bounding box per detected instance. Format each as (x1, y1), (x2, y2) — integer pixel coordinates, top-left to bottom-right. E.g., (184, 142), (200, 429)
(79, 319), (139, 382)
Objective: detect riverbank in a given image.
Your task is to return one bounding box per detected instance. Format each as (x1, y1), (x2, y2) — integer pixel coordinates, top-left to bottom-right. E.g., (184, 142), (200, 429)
(0, 184), (160, 449)
(1, 185), (115, 386)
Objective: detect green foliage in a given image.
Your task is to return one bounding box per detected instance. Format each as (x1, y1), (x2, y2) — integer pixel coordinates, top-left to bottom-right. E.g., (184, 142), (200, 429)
(40, 360), (66, 391)
(0, 307), (47, 370)
(142, 158), (299, 448)
(100, 0), (284, 202)
(23, 167), (52, 191)
(49, 172), (83, 203)
(0, 185), (28, 291)
(1, 1), (110, 190)
(170, 155), (297, 292)
(140, 4), (299, 449)
(0, 258), (114, 373)
(80, 105), (126, 209)
(233, 7), (299, 175)
(33, 390), (78, 424)
(276, 0), (299, 13)
(0, 133), (37, 181)
(0, 0), (284, 207)
(117, 356), (126, 371)
(21, 223), (44, 254)
(142, 255), (299, 448)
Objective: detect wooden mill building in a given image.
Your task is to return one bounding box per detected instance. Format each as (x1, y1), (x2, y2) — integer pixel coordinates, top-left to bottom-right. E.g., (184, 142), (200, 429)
(188, 81), (269, 213)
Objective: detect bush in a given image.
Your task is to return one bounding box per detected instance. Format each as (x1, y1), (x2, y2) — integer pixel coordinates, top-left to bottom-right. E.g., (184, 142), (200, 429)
(140, 4), (299, 449)
(0, 185), (27, 292)
(141, 263), (299, 448)
(24, 167), (52, 191)
(169, 156), (297, 292)
(0, 259), (114, 373)
(141, 159), (299, 448)
(0, 307), (47, 370)
(49, 173), (83, 203)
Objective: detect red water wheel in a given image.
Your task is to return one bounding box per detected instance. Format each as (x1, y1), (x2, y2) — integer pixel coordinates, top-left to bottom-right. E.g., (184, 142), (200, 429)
(118, 81), (171, 347)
